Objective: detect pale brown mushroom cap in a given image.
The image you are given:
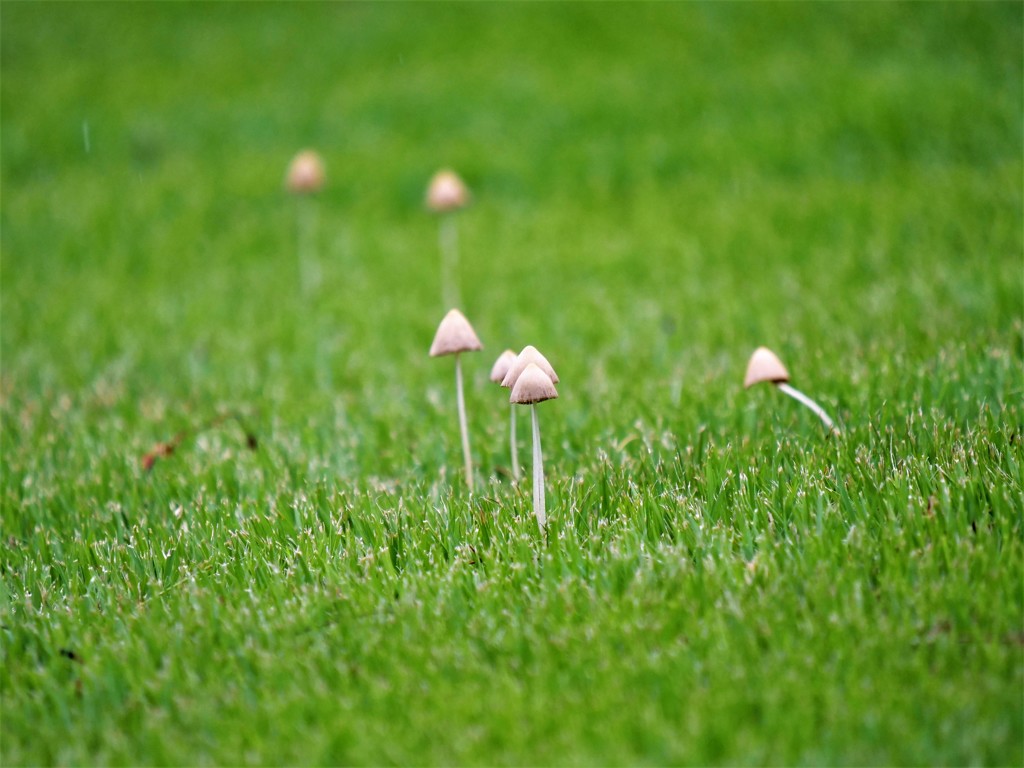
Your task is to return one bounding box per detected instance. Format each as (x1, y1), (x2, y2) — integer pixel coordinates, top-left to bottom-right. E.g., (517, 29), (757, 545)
(501, 345), (559, 389)
(286, 150), (325, 194)
(744, 346), (791, 388)
(426, 169), (470, 212)
(510, 363), (558, 405)
(429, 308), (483, 357)
(489, 349), (517, 384)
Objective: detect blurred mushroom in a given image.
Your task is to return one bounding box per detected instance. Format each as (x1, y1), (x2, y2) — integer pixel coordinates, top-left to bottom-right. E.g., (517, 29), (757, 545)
(744, 346), (838, 435)
(510, 362), (558, 530)
(431, 309), (484, 491)
(285, 149), (325, 294)
(285, 150), (325, 194)
(490, 349), (520, 481)
(425, 169), (470, 308)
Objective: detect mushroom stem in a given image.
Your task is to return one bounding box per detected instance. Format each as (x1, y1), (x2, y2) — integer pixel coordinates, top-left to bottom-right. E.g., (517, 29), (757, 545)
(455, 353), (474, 492)
(531, 403), (546, 529)
(776, 382), (839, 434)
(439, 215), (460, 308)
(510, 405), (520, 481)
(297, 196), (318, 295)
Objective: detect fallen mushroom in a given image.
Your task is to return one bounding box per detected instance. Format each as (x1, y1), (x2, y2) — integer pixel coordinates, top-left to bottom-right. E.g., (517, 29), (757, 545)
(744, 346), (839, 435)
(430, 309), (484, 491)
(510, 362), (558, 530)
(285, 149), (325, 294)
(489, 349), (520, 481)
(425, 169), (470, 308)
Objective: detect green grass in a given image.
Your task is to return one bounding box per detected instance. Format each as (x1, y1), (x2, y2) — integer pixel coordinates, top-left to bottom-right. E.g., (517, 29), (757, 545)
(2, 2), (1022, 765)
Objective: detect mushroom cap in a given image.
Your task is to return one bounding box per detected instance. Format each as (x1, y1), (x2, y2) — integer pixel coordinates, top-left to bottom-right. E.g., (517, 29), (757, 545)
(510, 363), (558, 405)
(426, 169), (470, 212)
(744, 346), (790, 388)
(285, 150), (325, 194)
(489, 349), (517, 384)
(430, 308), (483, 357)
(501, 345), (559, 389)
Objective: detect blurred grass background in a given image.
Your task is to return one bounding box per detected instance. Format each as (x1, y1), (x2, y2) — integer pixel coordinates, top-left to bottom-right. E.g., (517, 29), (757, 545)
(2, 2), (1022, 764)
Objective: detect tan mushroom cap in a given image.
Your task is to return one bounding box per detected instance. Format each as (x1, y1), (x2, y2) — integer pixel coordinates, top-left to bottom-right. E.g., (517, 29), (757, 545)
(426, 169), (470, 213)
(285, 150), (325, 194)
(744, 346), (791, 388)
(489, 349), (517, 384)
(510, 363), (558, 405)
(501, 345), (559, 389)
(430, 308), (483, 357)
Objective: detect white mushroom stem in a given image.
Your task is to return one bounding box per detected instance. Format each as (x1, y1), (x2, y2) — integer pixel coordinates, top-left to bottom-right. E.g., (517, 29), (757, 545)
(776, 382), (839, 434)
(510, 405), (520, 482)
(296, 195), (318, 295)
(455, 353), (474, 492)
(531, 403), (546, 529)
(439, 215), (460, 309)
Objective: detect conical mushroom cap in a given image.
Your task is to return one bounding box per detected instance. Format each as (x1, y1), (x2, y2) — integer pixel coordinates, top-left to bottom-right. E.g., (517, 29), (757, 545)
(285, 150), (325, 194)
(510, 363), (558, 405)
(744, 346), (790, 388)
(501, 345), (559, 389)
(430, 309), (483, 357)
(426, 169), (469, 213)
(489, 349), (517, 384)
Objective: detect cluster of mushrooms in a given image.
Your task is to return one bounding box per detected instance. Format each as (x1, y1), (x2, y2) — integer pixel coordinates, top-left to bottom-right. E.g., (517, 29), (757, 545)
(429, 308), (837, 533)
(286, 152), (840, 531)
(430, 308), (559, 529)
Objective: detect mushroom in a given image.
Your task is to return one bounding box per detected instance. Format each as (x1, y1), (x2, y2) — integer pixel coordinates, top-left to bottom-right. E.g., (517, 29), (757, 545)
(489, 349), (520, 481)
(285, 150), (325, 194)
(744, 346), (839, 434)
(510, 363), (558, 530)
(430, 309), (484, 491)
(425, 169), (470, 308)
(500, 345), (559, 389)
(285, 149), (325, 294)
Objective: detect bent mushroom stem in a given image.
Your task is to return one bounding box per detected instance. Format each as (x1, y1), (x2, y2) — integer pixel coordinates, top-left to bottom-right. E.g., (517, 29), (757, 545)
(455, 354), (474, 493)
(531, 403), (545, 529)
(776, 382), (839, 435)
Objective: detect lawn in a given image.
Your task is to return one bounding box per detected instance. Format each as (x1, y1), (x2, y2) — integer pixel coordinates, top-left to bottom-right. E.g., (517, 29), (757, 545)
(2, 2), (1022, 765)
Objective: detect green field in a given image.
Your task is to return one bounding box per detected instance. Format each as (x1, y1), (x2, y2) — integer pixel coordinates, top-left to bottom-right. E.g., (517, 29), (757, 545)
(2, 3), (1022, 765)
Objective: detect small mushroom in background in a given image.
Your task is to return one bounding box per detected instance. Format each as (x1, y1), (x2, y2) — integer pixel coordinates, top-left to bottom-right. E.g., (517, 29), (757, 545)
(510, 362), (559, 531)
(744, 346), (839, 435)
(425, 169), (470, 309)
(430, 309), (484, 492)
(285, 149), (326, 294)
(285, 150), (325, 194)
(490, 349), (520, 481)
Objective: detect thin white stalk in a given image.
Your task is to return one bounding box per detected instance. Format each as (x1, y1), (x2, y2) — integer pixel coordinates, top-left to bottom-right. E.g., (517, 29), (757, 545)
(455, 354), (474, 493)
(776, 382), (839, 434)
(438, 214), (460, 309)
(297, 196), (319, 295)
(510, 404), (520, 482)
(531, 403), (546, 529)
